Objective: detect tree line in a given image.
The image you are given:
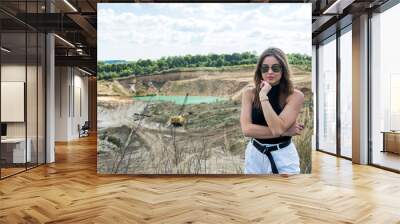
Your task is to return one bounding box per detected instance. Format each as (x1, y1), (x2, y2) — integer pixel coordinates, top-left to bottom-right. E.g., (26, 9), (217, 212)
(98, 52), (311, 80)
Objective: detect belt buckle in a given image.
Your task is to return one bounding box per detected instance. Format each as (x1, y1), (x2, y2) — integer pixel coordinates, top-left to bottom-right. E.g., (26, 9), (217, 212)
(252, 138), (271, 154)
(262, 147), (268, 154)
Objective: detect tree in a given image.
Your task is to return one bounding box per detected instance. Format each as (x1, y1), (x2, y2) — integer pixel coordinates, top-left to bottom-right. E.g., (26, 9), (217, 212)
(97, 51), (311, 80)
(215, 58), (224, 67)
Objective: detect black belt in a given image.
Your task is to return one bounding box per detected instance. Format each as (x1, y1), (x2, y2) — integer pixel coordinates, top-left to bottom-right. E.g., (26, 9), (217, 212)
(251, 139), (291, 174)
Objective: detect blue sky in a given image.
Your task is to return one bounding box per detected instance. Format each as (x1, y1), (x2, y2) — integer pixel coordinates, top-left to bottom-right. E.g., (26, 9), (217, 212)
(98, 3), (311, 61)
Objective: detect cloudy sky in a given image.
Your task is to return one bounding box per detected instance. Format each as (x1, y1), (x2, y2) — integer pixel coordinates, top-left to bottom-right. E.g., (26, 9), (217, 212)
(98, 3), (311, 61)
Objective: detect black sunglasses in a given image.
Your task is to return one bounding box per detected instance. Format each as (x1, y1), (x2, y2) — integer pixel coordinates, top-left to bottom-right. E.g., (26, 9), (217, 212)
(261, 64), (282, 73)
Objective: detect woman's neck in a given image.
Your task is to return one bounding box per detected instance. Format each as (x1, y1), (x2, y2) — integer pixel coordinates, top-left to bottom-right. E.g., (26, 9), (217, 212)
(270, 81), (280, 87)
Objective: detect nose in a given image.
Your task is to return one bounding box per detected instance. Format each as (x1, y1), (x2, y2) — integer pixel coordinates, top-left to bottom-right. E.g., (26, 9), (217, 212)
(267, 68), (275, 74)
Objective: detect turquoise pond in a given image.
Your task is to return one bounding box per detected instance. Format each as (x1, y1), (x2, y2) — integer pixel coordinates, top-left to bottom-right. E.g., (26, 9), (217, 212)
(134, 95), (227, 105)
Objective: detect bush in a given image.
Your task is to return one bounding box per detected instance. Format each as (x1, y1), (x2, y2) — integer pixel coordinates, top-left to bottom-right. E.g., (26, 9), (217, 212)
(107, 136), (122, 148)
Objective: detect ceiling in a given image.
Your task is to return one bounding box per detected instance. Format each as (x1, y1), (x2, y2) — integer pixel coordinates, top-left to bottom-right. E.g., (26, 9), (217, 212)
(0, 0), (394, 74)
(311, 0), (390, 44)
(1, 0), (97, 74)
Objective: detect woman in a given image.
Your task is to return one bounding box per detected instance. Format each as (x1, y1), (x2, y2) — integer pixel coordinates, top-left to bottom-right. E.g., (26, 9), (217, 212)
(240, 47), (304, 174)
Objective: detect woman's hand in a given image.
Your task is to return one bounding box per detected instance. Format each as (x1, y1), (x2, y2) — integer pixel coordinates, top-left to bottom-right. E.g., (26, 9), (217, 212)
(282, 122), (304, 136)
(259, 80), (272, 97)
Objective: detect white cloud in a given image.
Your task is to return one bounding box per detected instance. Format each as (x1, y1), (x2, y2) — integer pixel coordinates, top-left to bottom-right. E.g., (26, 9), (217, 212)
(98, 3), (311, 61)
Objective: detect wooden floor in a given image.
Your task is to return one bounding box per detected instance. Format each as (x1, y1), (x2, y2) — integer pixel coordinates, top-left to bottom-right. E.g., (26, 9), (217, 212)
(1, 135), (400, 223)
(0, 167), (26, 178)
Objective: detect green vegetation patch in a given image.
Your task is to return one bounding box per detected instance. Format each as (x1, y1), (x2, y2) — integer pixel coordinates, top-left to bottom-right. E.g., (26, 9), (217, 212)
(98, 52), (310, 80)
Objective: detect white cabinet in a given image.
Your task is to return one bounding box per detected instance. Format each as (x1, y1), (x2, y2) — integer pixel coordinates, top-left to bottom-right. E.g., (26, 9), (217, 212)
(1, 138), (31, 163)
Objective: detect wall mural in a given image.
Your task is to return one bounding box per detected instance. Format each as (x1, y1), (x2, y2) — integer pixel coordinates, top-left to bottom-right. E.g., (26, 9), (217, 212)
(97, 3), (312, 174)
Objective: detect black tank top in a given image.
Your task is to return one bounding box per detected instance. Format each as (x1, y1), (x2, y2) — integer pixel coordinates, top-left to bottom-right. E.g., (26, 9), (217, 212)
(251, 84), (292, 144)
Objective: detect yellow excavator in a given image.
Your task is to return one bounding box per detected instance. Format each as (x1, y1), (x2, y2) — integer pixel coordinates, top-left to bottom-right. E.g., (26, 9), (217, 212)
(169, 93), (189, 127)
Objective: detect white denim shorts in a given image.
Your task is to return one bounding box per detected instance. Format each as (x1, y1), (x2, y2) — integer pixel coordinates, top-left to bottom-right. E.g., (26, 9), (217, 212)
(244, 139), (300, 174)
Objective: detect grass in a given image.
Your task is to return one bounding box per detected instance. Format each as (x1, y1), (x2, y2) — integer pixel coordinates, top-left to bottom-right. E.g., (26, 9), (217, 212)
(293, 98), (313, 173)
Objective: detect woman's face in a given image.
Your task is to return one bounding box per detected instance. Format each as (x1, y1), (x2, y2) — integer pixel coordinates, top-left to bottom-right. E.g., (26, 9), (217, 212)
(261, 56), (282, 86)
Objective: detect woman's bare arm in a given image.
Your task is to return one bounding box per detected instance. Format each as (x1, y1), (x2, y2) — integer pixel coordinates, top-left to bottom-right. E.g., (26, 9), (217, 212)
(260, 89), (304, 136)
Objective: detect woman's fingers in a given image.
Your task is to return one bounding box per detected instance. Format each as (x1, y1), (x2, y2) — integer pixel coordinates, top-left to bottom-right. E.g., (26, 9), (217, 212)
(295, 124), (304, 135)
(296, 123), (305, 130)
(260, 81), (266, 89)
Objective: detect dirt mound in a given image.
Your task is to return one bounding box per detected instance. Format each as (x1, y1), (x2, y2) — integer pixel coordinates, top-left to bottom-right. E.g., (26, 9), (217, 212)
(98, 80), (131, 96)
(99, 66), (310, 100)
(160, 78), (249, 97)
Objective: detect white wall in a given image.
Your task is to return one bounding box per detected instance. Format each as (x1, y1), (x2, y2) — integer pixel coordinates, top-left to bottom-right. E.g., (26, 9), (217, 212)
(1, 64), (26, 81)
(72, 72), (89, 137)
(55, 66), (69, 141)
(1, 63), (46, 164)
(1, 82), (25, 122)
(55, 67), (89, 141)
(312, 45), (316, 151)
(1, 64), (26, 138)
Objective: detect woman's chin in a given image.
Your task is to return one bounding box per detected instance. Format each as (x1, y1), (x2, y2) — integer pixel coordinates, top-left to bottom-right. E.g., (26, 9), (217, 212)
(266, 80), (278, 85)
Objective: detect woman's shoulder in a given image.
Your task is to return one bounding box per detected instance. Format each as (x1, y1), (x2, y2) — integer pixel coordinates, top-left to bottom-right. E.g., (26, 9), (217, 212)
(243, 86), (256, 98)
(242, 86), (256, 103)
(288, 88), (305, 102)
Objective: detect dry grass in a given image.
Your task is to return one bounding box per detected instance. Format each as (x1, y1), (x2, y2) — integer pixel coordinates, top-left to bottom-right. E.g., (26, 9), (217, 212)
(293, 99), (313, 173)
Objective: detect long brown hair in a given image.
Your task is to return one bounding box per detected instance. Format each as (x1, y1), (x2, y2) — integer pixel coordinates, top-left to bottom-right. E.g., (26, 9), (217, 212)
(253, 47), (294, 109)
